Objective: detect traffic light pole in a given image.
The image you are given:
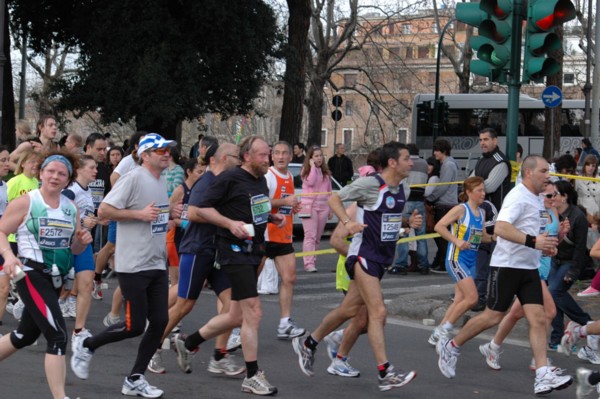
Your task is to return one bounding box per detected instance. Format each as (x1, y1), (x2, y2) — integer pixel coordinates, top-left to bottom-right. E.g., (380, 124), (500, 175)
(433, 18), (455, 141)
(506, 0), (524, 162)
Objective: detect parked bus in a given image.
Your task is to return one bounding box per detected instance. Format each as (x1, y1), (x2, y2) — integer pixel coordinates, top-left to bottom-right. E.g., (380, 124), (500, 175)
(411, 93), (585, 175)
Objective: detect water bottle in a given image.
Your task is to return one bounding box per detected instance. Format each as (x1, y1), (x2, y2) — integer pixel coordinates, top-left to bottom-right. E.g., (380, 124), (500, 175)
(64, 267), (75, 291)
(12, 265), (25, 282)
(51, 264), (62, 289)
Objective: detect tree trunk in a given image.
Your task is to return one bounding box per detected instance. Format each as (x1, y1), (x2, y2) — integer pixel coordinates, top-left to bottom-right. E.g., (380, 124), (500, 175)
(306, 73), (326, 147)
(279, 0), (311, 145)
(2, 4), (14, 150)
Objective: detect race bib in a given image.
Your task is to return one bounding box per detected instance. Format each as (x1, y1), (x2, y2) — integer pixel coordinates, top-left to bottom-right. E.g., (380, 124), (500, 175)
(539, 210), (549, 234)
(468, 226), (483, 250)
(250, 194), (271, 225)
(381, 213), (402, 242)
(38, 217), (74, 249)
(89, 180), (105, 210)
(151, 204), (170, 235)
(278, 194), (293, 216)
(181, 204), (189, 221)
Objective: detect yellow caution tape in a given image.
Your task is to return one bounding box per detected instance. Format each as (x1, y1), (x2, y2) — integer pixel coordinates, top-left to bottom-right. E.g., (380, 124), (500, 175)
(551, 173), (600, 182)
(295, 232), (440, 257)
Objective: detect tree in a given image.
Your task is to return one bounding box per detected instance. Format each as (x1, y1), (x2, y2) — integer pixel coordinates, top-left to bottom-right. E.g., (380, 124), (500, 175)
(279, 0), (311, 145)
(13, 0), (280, 140)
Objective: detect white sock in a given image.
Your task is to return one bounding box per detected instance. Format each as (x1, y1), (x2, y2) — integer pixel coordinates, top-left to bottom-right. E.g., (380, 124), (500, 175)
(490, 340), (501, 351)
(442, 321), (453, 331)
(279, 317), (290, 327)
(535, 366), (549, 377)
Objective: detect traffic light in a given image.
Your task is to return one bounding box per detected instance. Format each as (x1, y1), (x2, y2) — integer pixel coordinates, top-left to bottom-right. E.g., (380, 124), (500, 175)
(523, 0), (576, 83)
(456, 0), (513, 83)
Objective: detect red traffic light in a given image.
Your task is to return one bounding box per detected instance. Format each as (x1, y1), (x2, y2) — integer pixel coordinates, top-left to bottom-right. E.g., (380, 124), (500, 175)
(529, 0), (576, 32)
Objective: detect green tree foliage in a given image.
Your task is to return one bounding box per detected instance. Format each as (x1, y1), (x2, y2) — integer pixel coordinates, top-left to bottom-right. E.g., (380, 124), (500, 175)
(11, 0), (279, 136)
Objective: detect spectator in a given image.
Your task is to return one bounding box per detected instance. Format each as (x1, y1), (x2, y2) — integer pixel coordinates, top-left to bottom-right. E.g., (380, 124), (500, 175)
(107, 146), (124, 172)
(391, 143), (430, 275)
(578, 138), (600, 170)
(426, 139), (459, 273)
(300, 145), (332, 272)
(64, 133), (84, 154)
(328, 143), (353, 187)
(15, 119), (31, 144)
(292, 143), (306, 164)
(189, 133), (204, 159)
(575, 154), (600, 219)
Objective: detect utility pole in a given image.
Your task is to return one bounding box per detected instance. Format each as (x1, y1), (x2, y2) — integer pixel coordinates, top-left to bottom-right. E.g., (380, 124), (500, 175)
(591, 0), (600, 141)
(19, 30), (27, 120)
(582, 0), (593, 138)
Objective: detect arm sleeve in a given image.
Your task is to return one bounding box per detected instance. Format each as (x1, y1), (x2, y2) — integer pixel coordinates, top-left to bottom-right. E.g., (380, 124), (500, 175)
(483, 163), (510, 193)
(568, 212), (590, 280)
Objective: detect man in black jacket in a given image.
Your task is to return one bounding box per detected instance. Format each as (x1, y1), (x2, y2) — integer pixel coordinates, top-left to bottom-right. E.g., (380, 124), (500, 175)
(328, 143), (353, 186)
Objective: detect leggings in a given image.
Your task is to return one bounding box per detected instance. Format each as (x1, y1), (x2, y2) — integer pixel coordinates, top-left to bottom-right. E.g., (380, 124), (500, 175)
(85, 269), (169, 376)
(11, 268), (68, 355)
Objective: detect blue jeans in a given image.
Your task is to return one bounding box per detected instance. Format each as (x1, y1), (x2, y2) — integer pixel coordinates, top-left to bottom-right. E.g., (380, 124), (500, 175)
(393, 201), (429, 270)
(548, 259), (592, 344)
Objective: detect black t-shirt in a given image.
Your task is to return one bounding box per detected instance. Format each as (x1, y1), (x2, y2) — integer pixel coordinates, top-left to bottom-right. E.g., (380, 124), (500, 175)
(179, 172), (217, 255)
(89, 162), (112, 212)
(199, 166), (270, 265)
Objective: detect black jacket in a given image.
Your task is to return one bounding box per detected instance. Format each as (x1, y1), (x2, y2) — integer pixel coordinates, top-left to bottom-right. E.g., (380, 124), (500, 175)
(327, 155), (353, 186)
(556, 204), (589, 280)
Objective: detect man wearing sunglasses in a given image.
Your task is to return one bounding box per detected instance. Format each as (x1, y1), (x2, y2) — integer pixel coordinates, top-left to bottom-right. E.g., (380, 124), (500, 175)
(71, 133), (181, 398)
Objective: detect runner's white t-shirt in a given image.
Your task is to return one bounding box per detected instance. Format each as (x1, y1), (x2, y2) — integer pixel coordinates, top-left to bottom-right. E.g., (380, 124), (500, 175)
(490, 183), (547, 270)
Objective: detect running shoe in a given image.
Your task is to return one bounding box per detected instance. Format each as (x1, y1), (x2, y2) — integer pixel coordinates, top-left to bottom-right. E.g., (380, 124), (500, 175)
(323, 329), (343, 360)
(575, 367), (594, 399)
(326, 357), (360, 378)
(66, 296), (77, 318)
(241, 370), (277, 396)
(577, 286), (600, 297)
(207, 355), (246, 376)
(292, 336), (315, 377)
(534, 367), (573, 394)
(226, 328), (242, 352)
(91, 280), (103, 300)
(71, 328), (92, 354)
(277, 319), (305, 340)
(587, 328), (600, 351)
(121, 375), (164, 398)
(479, 343), (502, 370)
(12, 299), (24, 321)
(436, 338), (458, 379)
(561, 321), (582, 356)
(147, 350), (166, 374)
(174, 333), (197, 374)
(5, 301), (13, 315)
(578, 346), (600, 365)
(428, 326), (449, 347)
(377, 365), (416, 391)
(71, 335), (94, 379)
(103, 312), (121, 327)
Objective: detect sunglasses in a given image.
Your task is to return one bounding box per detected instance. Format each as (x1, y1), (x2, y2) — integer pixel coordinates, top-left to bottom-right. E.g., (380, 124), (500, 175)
(153, 148), (171, 155)
(541, 192), (558, 199)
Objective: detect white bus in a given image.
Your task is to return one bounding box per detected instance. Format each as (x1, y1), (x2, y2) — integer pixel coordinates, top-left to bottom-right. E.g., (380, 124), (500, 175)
(411, 93), (585, 175)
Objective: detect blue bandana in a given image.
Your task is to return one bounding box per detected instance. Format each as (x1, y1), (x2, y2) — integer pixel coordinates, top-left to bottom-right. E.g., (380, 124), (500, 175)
(41, 155), (73, 176)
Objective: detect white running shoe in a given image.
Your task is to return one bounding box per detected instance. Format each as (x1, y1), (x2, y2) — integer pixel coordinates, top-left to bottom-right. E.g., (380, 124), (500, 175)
(12, 299), (24, 321)
(479, 343), (501, 370)
(575, 367), (594, 399)
(226, 328), (242, 352)
(91, 280), (103, 300)
(578, 346), (600, 365)
(121, 375), (164, 398)
(326, 357), (360, 377)
(436, 338), (458, 379)
(66, 296), (77, 318)
(71, 328), (92, 354)
(528, 357), (553, 371)
(5, 301), (13, 315)
(207, 355), (246, 376)
(292, 336), (315, 377)
(174, 333), (197, 374)
(103, 312), (121, 327)
(70, 335), (93, 379)
(241, 370), (277, 396)
(534, 367), (573, 394)
(147, 350), (166, 374)
(277, 319), (306, 340)
(561, 321), (582, 357)
(428, 326), (449, 347)
(323, 329), (343, 361)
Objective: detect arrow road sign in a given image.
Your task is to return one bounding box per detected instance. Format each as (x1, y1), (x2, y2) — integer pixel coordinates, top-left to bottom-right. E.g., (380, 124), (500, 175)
(541, 85), (562, 108)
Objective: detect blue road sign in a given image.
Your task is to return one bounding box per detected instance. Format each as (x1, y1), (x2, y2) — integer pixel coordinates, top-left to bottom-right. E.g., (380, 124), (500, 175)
(541, 85), (562, 108)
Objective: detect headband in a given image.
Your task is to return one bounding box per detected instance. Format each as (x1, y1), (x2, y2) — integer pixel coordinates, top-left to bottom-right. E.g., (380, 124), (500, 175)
(41, 154), (73, 176)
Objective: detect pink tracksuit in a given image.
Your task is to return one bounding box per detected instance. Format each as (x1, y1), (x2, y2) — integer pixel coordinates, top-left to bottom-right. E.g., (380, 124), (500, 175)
(300, 166), (332, 271)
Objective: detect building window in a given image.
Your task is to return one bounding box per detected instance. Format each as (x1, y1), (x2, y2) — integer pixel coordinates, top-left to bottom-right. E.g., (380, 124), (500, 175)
(564, 73), (575, 85)
(405, 47), (413, 59)
(345, 101), (353, 116)
(387, 23), (395, 35)
(343, 128), (353, 148)
(321, 129), (328, 147)
(402, 24), (412, 34)
(344, 74), (357, 87)
(418, 46), (430, 58)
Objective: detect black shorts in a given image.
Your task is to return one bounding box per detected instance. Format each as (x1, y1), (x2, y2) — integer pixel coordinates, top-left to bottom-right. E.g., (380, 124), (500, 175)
(487, 267), (543, 312)
(265, 242), (294, 259)
(222, 264), (259, 301)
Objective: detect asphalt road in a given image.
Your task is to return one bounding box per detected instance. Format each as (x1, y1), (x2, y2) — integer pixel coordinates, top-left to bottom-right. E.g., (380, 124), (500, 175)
(0, 239), (591, 399)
